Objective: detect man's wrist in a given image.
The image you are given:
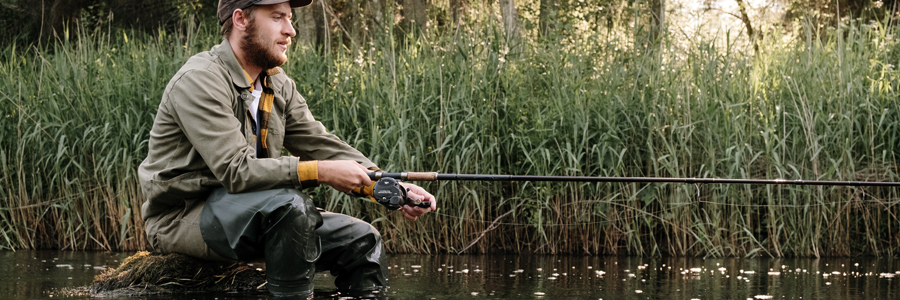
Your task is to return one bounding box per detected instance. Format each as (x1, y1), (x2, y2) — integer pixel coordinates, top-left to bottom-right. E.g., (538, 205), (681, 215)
(297, 160), (318, 186)
(349, 166), (382, 201)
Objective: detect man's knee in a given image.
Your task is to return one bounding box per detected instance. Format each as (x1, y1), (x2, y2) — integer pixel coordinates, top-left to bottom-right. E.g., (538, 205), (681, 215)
(268, 192), (323, 232)
(147, 200), (227, 261)
(351, 220), (381, 240)
(323, 213), (382, 244)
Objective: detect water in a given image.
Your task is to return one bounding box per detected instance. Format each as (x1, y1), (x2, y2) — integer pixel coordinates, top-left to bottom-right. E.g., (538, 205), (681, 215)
(2, 251), (899, 299)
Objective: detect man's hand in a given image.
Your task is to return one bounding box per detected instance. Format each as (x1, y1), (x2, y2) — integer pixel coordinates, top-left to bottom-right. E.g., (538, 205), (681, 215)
(317, 160), (371, 193)
(399, 182), (436, 221)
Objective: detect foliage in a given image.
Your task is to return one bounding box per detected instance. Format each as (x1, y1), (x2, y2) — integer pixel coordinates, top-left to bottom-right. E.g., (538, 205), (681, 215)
(0, 2), (899, 257)
(783, 0), (897, 26)
(0, 22), (221, 250)
(0, 0), (217, 45)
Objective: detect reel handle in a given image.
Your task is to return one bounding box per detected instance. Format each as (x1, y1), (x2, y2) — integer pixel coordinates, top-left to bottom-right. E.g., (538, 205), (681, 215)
(371, 177), (431, 210)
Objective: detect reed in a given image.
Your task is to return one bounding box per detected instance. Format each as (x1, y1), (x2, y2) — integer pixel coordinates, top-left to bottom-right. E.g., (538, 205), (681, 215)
(0, 22), (220, 250)
(0, 14), (898, 257)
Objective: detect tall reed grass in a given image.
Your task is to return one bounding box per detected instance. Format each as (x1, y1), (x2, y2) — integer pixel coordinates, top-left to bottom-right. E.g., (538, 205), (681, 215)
(0, 23), (220, 250)
(1, 16), (898, 257)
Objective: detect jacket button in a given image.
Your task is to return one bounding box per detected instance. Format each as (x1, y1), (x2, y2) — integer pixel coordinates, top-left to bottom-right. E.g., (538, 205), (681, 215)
(241, 92), (251, 101)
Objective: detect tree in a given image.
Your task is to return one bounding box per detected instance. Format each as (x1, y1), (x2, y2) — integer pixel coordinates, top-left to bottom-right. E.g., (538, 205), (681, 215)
(369, 0), (386, 33)
(649, 0), (665, 44)
(400, 0), (428, 34)
(24, 0), (93, 42)
(0, 0), (215, 45)
(293, 1), (320, 49)
(781, 0), (899, 28)
(539, 0), (557, 38)
(450, 0), (464, 30)
(735, 0), (758, 53)
(650, 0), (666, 43)
(347, 0), (365, 52)
(500, 0), (523, 55)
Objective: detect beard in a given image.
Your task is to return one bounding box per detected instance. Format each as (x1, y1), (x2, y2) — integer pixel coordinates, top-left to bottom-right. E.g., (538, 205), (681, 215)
(239, 20), (289, 70)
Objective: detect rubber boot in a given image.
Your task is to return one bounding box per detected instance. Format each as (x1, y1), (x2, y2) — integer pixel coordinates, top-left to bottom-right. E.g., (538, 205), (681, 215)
(316, 212), (389, 294)
(263, 193), (323, 298)
(331, 234), (387, 292)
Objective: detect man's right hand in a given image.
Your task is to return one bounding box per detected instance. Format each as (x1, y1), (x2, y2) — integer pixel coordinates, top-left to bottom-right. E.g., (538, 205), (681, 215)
(317, 160), (372, 193)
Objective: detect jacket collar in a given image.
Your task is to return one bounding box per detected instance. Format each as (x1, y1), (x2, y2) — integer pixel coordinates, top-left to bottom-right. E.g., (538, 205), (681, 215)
(213, 39), (283, 89)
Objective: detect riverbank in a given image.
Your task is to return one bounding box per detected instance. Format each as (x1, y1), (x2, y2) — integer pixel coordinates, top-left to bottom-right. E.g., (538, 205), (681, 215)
(0, 16), (898, 256)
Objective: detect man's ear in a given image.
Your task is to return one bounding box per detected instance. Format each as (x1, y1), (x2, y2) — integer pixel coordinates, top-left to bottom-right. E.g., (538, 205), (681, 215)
(232, 9), (249, 32)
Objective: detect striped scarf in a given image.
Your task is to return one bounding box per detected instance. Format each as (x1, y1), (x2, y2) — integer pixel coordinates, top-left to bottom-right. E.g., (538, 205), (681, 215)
(247, 71), (275, 158)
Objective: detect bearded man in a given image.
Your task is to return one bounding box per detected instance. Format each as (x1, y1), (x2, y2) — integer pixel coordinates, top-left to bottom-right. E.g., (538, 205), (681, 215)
(137, 0), (436, 298)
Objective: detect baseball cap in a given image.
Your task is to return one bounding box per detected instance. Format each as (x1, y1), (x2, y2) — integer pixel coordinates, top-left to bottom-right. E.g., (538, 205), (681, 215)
(218, 0), (313, 24)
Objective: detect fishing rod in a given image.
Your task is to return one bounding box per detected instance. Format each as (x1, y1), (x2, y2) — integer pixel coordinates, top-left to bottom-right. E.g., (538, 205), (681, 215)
(368, 172), (900, 186)
(366, 171), (900, 210)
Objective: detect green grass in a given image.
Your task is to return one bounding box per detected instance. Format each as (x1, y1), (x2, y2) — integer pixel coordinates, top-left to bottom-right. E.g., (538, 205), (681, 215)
(0, 16), (898, 257)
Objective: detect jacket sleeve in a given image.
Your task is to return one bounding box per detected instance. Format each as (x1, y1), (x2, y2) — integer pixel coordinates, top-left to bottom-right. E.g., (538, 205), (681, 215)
(167, 69), (309, 193)
(280, 79), (377, 169)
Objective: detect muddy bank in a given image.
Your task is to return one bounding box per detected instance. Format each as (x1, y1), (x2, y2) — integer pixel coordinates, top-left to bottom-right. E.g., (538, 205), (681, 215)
(87, 251), (267, 297)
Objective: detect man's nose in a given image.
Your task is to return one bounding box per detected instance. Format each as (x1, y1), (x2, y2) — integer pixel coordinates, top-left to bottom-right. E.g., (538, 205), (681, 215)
(284, 23), (296, 37)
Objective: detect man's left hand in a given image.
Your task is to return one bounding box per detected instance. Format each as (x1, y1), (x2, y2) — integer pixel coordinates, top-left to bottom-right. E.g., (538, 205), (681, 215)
(399, 182), (436, 221)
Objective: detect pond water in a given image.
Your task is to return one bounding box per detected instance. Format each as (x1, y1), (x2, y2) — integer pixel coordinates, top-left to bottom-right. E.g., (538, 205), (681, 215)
(2, 250), (899, 299)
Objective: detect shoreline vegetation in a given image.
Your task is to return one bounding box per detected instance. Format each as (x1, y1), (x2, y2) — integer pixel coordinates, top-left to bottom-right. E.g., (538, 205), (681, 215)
(1, 6), (899, 257)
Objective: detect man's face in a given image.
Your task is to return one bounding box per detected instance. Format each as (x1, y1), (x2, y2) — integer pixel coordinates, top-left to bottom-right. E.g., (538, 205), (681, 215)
(240, 3), (295, 70)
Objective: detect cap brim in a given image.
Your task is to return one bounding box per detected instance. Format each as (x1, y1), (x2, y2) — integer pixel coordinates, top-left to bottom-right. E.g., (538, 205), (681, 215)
(255, 0), (313, 8)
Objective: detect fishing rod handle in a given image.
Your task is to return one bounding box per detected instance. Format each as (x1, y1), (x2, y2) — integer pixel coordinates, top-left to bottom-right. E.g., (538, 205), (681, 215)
(368, 171), (438, 181)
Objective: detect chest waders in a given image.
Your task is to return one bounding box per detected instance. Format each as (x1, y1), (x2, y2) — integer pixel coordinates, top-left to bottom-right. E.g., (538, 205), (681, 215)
(200, 188), (387, 297)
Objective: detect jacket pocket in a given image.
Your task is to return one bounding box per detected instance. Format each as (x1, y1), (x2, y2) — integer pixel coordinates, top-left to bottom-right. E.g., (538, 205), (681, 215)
(148, 171), (213, 204)
(266, 128), (285, 156)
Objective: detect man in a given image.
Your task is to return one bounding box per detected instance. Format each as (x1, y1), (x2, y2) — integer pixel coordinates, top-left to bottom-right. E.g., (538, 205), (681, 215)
(137, 0), (436, 298)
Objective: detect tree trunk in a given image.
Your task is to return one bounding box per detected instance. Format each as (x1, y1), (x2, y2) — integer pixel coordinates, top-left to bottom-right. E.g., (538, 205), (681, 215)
(649, 0), (665, 45)
(735, 0), (758, 53)
(42, 0), (89, 41)
(347, 0), (364, 52)
(449, 0), (465, 30)
(499, 0), (522, 56)
(315, 0), (330, 55)
(368, 0), (385, 33)
(400, 0), (427, 34)
(293, 2), (318, 49)
(539, 0), (556, 38)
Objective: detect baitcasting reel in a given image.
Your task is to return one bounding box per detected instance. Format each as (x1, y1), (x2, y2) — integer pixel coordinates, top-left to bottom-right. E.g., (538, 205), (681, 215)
(372, 177), (432, 210)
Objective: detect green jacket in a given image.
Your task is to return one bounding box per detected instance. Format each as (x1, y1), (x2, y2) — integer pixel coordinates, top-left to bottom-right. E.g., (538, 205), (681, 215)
(138, 40), (375, 220)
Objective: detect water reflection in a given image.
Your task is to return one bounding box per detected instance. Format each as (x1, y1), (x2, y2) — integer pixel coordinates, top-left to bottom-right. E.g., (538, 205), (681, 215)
(0, 250), (130, 300)
(1, 251), (897, 299)
(382, 255), (900, 300)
